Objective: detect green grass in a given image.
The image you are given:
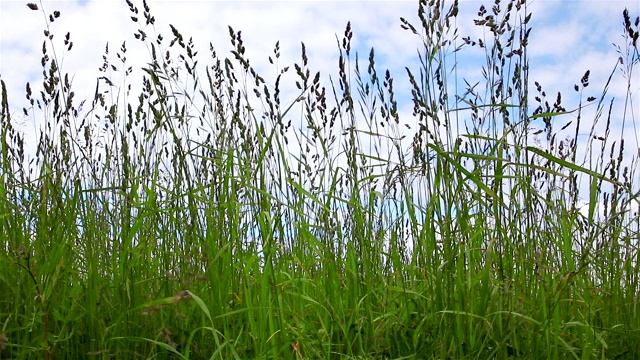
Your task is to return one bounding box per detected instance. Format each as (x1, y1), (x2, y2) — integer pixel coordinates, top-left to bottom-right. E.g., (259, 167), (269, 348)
(0, 0), (638, 358)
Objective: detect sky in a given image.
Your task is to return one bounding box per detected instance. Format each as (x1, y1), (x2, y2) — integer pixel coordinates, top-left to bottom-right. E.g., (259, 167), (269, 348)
(0, 0), (638, 219)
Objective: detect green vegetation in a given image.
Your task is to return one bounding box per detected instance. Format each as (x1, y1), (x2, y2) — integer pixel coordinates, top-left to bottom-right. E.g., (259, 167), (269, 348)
(1, 0), (638, 358)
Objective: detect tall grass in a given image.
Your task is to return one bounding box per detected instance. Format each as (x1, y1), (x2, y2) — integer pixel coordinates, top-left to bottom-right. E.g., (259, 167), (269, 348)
(1, 0), (638, 358)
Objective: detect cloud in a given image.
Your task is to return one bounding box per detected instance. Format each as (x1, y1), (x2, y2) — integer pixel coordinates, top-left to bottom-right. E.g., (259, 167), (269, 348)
(0, 0), (637, 200)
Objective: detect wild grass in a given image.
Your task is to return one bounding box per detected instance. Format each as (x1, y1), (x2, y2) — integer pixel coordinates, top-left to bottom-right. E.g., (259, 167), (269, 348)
(0, 0), (638, 358)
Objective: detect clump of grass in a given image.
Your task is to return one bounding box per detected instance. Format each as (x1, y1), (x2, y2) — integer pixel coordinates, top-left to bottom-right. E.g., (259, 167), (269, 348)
(0, 0), (638, 358)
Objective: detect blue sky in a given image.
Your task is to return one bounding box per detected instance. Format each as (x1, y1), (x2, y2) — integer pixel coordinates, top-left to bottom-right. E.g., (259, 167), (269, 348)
(1, 1), (636, 110)
(0, 0), (638, 218)
(1, 1), (637, 130)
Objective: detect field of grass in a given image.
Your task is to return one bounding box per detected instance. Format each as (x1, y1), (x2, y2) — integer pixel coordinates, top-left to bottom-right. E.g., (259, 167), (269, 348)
(0, 0), (638, 358)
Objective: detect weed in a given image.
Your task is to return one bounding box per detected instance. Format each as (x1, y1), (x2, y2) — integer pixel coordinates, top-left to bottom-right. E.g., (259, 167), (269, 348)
(0, 0), (638, 358)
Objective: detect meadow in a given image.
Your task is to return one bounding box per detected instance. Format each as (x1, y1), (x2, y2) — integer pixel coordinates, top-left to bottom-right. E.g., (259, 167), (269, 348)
(0, 0), (638, 358)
